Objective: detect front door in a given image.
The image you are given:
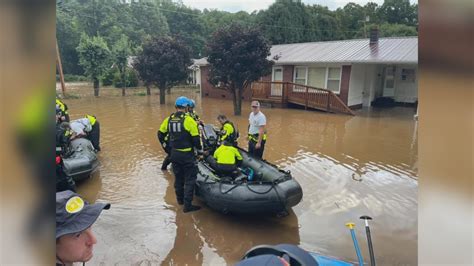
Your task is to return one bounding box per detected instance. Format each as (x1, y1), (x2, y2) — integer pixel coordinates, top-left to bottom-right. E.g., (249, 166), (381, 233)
(383, 66), (395, 97)
(271, 66), (283, 96)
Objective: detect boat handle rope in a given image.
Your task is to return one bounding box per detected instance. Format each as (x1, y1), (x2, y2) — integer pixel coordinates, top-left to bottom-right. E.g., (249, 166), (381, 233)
(219, 180), (244, 194)
(244, 181), (277, 195)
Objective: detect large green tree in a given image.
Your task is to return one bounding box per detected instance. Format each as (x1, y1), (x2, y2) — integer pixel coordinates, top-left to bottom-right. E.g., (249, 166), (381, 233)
(56, 1), (83, 75)
(379, 0), (417, 27)
(335, 2), (366, 39)
(133, 37), (192, 104)
(76, 34), (112, 96)
(207, 24), (273, 115)
(257, 0), (309, 44)
(112, 35), (132, 96)
(159, 1), (206, 57)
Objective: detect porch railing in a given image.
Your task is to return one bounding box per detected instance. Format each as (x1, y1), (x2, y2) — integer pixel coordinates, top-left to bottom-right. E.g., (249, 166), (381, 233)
(251, 81), (355, 115)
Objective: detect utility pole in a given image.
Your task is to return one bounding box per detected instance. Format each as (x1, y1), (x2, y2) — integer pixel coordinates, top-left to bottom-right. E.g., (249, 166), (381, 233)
(56, 39), (67, 96)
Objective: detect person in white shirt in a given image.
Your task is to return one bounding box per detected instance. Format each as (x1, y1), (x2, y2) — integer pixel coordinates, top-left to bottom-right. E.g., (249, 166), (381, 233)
(70, 118), (92, 137)
(70, 115), (101, 151)
(247, 101), (267, 159)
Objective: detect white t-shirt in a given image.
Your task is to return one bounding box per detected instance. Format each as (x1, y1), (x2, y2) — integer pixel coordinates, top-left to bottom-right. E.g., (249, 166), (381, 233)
(70, 118), (92, 135)
(248, 111), (266, 135)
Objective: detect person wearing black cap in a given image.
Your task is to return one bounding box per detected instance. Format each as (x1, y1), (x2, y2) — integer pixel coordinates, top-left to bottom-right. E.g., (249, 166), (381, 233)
(56, 190), (110, 265)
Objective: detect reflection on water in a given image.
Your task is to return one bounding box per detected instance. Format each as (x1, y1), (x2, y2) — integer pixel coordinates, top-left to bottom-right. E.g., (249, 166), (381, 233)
(65, 85), (417, 265)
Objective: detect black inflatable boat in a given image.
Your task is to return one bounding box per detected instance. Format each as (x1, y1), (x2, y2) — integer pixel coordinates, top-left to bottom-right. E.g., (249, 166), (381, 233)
(62, 138), (99, 181)
(195, 125), (303, 215)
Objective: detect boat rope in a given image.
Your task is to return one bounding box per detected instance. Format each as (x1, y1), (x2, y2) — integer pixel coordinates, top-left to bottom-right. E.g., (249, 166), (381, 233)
(219, 180), (244, 194)
(245, 181), (276, 194)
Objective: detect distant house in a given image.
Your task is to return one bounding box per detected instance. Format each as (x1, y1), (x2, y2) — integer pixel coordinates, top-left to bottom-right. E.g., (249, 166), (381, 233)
(188, 58), (205, 86)
(194, 32), (418, 109)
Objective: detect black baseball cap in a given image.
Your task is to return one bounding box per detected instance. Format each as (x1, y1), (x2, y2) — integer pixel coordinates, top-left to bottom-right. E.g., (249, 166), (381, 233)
(56, 190), (110, 239)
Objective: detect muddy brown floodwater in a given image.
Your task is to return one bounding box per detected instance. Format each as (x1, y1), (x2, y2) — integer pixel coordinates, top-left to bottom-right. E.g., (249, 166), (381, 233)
(64, 84), (417, 265)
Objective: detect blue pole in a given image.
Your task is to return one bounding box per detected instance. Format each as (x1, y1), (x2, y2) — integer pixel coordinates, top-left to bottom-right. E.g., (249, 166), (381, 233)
(346, 222), (364, 266)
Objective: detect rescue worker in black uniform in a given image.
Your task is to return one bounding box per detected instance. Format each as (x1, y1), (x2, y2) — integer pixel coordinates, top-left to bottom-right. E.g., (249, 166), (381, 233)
(217, 114), (239, 146)
(158, 97), (192, 170)
(56, 97), (70, 122)
(85, 114), (101, 152)
(56, 122), (73, 156)
(159, 96), (203, 213)
(187, 99), (202, 125)
(206, 140), (243, 178)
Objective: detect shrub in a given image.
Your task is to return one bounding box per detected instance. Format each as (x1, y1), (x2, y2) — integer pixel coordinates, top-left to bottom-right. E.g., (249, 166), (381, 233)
(102, 68), (118, 86)
(114, 68), (139, 88)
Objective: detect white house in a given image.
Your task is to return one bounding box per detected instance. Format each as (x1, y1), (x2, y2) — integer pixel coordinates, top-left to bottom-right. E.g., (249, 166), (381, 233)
(197, 32), (418, 108)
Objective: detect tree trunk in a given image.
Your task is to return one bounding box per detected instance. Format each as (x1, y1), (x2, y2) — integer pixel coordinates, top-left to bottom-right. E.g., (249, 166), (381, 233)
(93, 77), (100, 97)
(233, 87), (242, 116)
(121, 74), (126, 96)
(159, 87), (166, 104)
(122, 87), (125, 96)
(146, 85), (151, 95)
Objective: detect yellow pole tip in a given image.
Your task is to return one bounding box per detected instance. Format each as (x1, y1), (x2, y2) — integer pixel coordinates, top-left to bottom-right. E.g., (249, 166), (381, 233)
(345, 222), (355, 229)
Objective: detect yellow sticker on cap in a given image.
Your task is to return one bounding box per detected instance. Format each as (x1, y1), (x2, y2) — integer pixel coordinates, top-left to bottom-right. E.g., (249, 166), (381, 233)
(65, 196), (84, 214)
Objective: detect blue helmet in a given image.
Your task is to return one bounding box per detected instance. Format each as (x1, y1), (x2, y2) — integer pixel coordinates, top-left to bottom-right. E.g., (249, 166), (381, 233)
(175, 96), (189, 108)
(188, 99), (196, 108)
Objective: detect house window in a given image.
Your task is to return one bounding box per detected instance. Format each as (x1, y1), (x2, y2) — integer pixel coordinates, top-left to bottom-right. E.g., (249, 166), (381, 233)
(327, 67), (341, 93)
(401, 68), (415, 82)
(294, 67), (307, 85)
(307, 67), (326, 88)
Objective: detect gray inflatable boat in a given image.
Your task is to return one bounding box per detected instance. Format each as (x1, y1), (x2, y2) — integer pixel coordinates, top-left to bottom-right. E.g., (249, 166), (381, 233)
(62, 138), (99, 181)
(195, 125), (303, 215)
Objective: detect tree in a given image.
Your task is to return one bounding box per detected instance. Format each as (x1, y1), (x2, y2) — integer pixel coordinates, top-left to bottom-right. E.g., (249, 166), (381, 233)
(133, 37), (191, 104)
(57, 3), (83, 75)
(112, 35), (132, 96)
(76, 34), (112, 96)
(335, 2), (366, 39)
(128, 1), (169, 46)
(159, 1), (206, 58)
(379, 0), (417, 27)
(257, 0), (309, 44)
(377, 23), (418, 37)
(207, 24), (273, 115)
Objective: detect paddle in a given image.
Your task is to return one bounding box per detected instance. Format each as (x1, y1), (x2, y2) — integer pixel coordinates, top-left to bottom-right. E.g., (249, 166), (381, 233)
(360, 215), (376, 266)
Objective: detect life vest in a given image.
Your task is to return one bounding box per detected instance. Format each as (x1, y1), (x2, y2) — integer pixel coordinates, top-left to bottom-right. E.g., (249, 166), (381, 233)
(221, 121), (239, 142)
(189, 110), (200, 122)
(168, 112), (192, 151)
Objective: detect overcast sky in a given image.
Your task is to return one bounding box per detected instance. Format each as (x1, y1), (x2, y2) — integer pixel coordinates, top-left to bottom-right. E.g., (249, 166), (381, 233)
(180, 0), (418, 13)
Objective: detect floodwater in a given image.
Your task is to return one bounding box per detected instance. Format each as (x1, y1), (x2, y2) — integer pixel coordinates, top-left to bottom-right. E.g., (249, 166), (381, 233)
(64, 84), (418, 265)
